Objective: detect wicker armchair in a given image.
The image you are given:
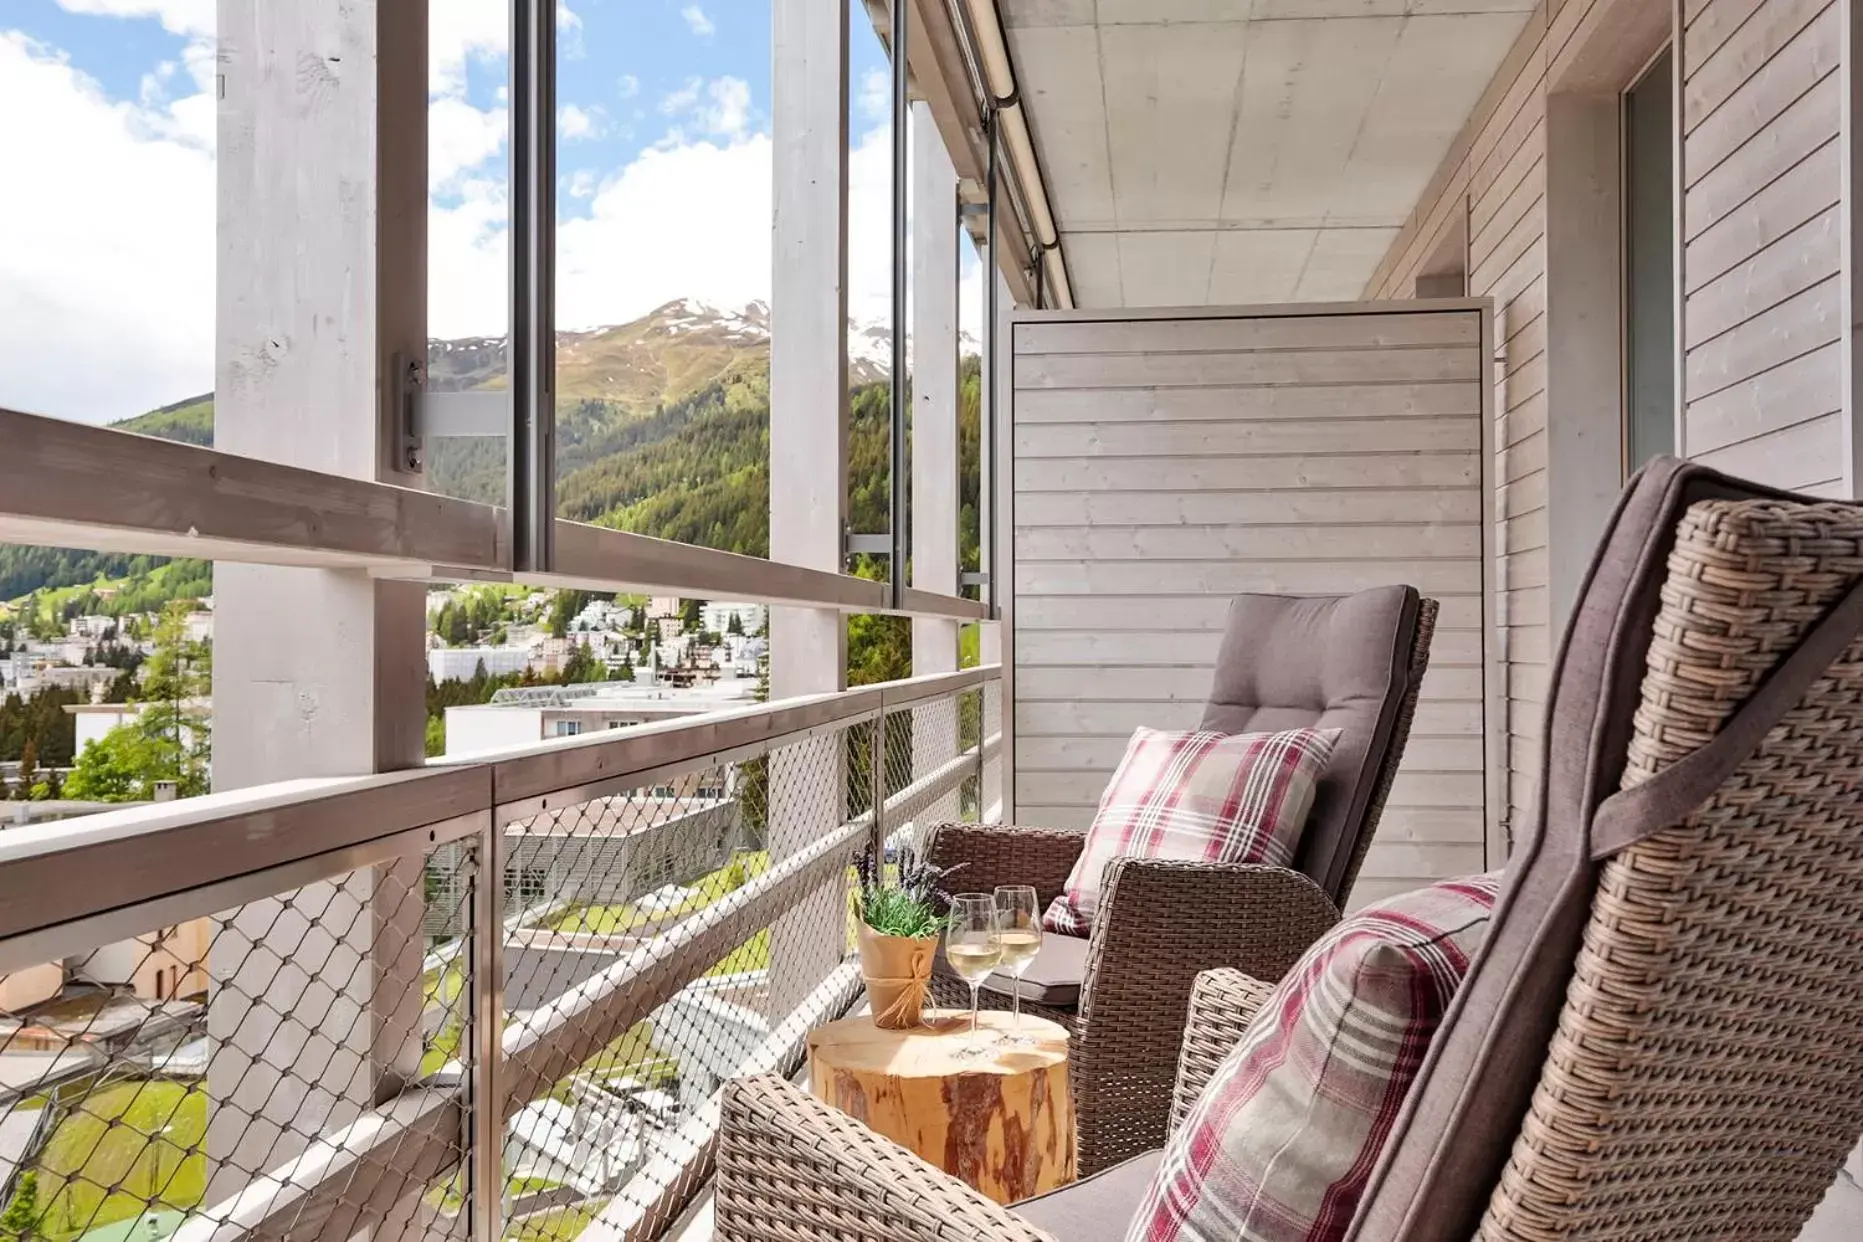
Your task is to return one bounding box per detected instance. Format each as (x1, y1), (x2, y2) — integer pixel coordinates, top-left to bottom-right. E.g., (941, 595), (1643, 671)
(929, 588), (1439, 1173)
(715, 459), (1863, 1242)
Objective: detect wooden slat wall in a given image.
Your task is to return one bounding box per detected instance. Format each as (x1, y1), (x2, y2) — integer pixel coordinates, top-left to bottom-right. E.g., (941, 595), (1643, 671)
(1365, 5), (1565, 850)
(1009, 308), (1490, 909)
(1364, 0), (1847, 851)
(1681, 0), (1843, 491)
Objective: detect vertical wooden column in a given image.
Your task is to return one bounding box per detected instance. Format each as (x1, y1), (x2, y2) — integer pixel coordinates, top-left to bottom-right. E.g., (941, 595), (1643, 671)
(978, 252), (1005, 824)
(768, 0), (850, 1016)
(1543, 94), (1626, 635)
(989, 266), (1016, 823)
(206, 0), (429, 1205)
(911, 101), (961, 824)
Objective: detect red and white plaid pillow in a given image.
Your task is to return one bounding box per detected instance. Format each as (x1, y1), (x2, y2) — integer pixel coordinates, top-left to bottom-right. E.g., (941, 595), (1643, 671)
(1127, 872), (1502, 1242)
(1042, 727), (1340, 937)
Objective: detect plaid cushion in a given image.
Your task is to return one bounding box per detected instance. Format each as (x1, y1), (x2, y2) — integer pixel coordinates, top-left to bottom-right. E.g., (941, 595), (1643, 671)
(1128, 873), (1502, 1242)
(1043, 727), (1340, 937)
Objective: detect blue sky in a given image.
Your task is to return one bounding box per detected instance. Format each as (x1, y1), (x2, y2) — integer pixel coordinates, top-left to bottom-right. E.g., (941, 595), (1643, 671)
(0, 0), (971, 424)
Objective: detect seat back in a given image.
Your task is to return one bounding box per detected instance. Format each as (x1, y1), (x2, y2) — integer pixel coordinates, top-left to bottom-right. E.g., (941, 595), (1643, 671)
(1354, 458), (1863, 1241)
(1199, 586), (1432, 905)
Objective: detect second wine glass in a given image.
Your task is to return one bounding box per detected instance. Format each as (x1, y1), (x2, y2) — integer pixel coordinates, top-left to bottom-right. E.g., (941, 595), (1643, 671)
(945, 892), (1002, 1057)
(994, 886), (1042, 1044)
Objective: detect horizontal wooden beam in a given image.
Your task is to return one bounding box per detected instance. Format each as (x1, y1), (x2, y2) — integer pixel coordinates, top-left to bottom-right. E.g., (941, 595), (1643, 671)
(0, 407), (986, 622)
(0, 406), (508, 571)
(0, 666), (1001, 970)
(0, 766), (487, 952)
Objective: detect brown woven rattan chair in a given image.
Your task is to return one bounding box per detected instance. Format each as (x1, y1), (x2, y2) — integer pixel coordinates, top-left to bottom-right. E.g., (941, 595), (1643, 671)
(715, 458), (1863, 1241)
(927, 586), (1438, 1173)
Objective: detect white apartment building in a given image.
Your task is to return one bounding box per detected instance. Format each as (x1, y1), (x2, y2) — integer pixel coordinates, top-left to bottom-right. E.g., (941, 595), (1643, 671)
(427, 644), (533, 683)
(699, 602), (766, 636)
(441, 676), (760, 756)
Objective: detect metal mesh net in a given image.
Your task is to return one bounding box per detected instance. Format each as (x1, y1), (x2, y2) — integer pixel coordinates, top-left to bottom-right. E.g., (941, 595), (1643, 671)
(1, 679), (992, 1242)
(0, 838), (478, 1242)
(490, 721), (865, 1240)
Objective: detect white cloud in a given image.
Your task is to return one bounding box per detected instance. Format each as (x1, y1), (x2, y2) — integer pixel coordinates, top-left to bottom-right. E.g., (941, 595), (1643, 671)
(431, 96), (507, 189)
(660, 77), (702, 115)
(430, 0), (583, 97)
(681, 5), (715, 37)
(858, 68), (890, 123)
(617, 73), (640, 99)
(431, 123), (879, 339)
(660, 76), (753, 141)
(3, 15), (922, 424)
(0, 32), (214, 422)
(54, 0), (212, 37)
(557, 102), (604, 142)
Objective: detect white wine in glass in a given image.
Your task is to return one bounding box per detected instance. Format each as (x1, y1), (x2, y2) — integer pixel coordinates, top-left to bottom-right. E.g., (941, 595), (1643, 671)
(994, 886), (1042, 1044)
(946, 893), (1002, 1056)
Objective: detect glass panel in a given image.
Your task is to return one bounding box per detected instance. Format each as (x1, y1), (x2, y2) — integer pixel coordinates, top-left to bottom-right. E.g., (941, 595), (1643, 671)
(961, 223), (984, 604)
(1624, 46), (1674, 475)
(549, 1), (775, 558)
(425, 0), (512, 505)
(0, 5), (218, 808)
(847, 12), (906, 686)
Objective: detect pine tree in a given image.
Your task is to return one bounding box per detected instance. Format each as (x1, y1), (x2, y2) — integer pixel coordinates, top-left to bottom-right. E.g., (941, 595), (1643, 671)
(1, 1168), (42, 1240)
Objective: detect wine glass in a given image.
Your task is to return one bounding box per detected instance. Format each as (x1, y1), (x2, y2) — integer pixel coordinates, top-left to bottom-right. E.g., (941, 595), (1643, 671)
(945, 892), (1003, 1056)
(993, 886), (1042, 1045)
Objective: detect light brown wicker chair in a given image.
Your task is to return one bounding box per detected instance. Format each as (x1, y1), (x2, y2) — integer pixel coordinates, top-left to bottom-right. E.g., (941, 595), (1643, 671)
(926, 587), (1439, 1173)
(715, 459), (1863, 1241)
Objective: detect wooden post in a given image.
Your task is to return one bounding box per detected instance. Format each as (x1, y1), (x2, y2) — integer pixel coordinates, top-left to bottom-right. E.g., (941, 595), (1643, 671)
(206, 0), (430, 1206)
(912, 101), (961, 826)
(990, 267), (1016, 822)
(768, 0), (851, 1016)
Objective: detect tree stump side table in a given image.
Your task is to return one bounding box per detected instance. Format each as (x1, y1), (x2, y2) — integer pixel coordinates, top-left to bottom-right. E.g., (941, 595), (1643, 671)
(806, 1009), (1076, 1205)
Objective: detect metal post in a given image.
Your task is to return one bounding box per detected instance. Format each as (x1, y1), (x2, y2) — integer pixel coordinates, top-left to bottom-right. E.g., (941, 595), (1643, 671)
(510, 0), (557, 573)
(468, 818), (505, 1242)
(869, 701), (888, 864)
(888, 0), (910, 610)
(983, 112), (1000, 616)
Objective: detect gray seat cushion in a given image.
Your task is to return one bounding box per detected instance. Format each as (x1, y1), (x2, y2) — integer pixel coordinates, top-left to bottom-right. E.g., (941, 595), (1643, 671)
(977, 931), (1088, 1008)
(1351, 458), (1813, 1242)
(1201, 586), (1421, 901)
(1011, 1148), (1161, 1240)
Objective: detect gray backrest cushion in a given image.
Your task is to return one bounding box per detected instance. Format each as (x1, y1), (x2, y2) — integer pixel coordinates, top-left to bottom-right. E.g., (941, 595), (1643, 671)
(1349, 457), (1807, 1242)
(1200, 586), (1421, 902)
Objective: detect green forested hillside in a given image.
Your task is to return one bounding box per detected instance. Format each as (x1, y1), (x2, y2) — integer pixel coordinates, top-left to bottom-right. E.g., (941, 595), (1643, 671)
(1, 301), (981, 611)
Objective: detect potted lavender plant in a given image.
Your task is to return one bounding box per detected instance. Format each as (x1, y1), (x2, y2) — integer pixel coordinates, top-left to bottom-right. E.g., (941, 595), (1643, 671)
(854, 842), (963, 1029)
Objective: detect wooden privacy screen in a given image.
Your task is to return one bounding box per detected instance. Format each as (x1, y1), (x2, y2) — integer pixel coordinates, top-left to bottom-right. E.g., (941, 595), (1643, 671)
(1005, 303), (1495, 907)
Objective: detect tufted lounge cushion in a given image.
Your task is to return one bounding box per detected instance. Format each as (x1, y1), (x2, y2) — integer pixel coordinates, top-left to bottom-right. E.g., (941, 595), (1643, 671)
(1200, 586), (1422, 901)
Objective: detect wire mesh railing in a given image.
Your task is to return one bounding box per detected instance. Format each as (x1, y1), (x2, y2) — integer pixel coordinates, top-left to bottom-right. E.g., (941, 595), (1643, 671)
(0, 666), (999, 1242)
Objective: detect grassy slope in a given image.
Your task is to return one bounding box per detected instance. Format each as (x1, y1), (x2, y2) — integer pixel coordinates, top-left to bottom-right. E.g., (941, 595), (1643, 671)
(20, 1081), (208, 1242)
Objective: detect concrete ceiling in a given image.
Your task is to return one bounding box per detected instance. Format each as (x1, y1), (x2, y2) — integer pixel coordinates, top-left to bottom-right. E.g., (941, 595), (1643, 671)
(1001, 0), (1536, 307)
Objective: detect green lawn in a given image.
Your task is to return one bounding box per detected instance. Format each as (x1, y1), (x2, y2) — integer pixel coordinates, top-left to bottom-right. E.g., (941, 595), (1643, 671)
(7, 1080), (208, 1242)
(546, 851), (769, 937)
(506, 1202), (600, 1242)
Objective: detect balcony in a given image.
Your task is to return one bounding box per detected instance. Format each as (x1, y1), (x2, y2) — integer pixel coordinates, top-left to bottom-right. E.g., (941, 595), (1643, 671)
(3, 0), (1862, 1239)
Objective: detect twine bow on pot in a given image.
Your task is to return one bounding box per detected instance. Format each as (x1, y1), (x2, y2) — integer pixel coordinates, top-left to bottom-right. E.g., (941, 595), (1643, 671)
(857, 922), (938, 1030)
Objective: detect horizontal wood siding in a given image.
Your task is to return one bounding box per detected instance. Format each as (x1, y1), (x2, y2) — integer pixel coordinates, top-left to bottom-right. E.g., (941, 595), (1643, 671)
(1010, 308), (1490, 908)
(1681, 0), (1844, 489)
(1366, 0), (1850, 870)
(1366, 3), (1573, 863)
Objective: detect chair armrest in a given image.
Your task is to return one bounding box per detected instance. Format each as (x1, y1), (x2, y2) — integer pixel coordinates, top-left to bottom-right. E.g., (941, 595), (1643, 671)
(715, 1075), (1054, 1242)
(1169, 968), (1278, 1137)
(1070, 858), (1339, 1170)
(923, 822), (1085, 913)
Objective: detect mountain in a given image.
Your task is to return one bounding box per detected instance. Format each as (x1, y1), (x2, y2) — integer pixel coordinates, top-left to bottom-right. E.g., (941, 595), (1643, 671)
(3, 300), (981, 612)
